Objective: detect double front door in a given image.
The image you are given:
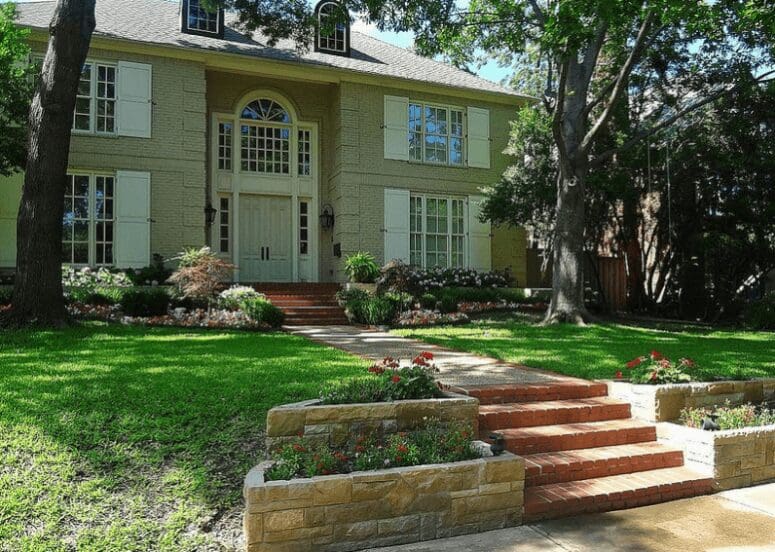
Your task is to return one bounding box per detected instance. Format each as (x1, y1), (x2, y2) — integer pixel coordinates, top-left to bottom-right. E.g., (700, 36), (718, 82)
(239, 194), (292, 282)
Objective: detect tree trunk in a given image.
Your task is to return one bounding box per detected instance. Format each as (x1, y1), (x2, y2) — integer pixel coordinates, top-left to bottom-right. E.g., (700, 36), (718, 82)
(543, 164), (591, 324)
(3, 0), (96, 328)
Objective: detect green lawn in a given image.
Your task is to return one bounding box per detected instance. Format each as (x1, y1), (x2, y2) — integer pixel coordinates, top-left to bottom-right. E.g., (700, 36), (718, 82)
(0, 323), (366, 551)
(395, 315), (775, 381)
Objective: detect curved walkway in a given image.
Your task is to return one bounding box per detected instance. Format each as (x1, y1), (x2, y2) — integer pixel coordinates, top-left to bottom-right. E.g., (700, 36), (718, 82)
(287, 325), (572, 388)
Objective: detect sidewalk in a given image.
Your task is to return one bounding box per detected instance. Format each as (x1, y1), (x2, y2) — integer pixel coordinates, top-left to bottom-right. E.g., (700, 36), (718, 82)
(288, 325), (567, 388)
(369, 483), (775, 551)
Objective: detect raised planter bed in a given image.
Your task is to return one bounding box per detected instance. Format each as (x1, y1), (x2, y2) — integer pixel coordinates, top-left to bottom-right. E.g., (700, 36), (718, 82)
(606, 379), (775, 422)
(243, 447), (525, 552)
(266, 392), (479, 449)
(657, 422), (775, 491)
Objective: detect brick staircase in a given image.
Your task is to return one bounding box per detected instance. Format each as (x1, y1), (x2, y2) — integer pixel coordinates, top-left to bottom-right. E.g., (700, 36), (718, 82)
(457, 380), (713, 522)
(254, 283), (349, 326)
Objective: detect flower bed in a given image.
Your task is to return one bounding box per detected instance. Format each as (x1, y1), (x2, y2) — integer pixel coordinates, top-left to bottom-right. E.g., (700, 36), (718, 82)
(395, 309), (470, 327)
(243, 446), (524, 551)
(657, 421), (775, 491)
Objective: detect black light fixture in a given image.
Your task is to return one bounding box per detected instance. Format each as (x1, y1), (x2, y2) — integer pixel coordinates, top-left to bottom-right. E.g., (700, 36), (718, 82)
(204, 203), (217, 226)
(320, 204), (335, 230)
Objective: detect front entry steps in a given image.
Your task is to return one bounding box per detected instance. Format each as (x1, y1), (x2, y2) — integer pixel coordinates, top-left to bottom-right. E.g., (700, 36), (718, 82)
(456, 380), (713, 522)
(253, 283), (349, 325)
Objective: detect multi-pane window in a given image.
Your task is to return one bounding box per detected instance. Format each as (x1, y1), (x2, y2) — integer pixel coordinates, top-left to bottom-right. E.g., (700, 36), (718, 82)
(63, 173), (115, 266)
(409, 195), (466, 269)
(317, 2), (347, 53)
(298, 129), (311, 176)
(239, 99), (292, 174)
(240, 125), (290, 174)
(73, 62), (116, 134)
(407, 102), (464, 166)
(218, 122), (233, 170)
(219, 197), (230, 253)
(187, 0), (219, 34)
(299, 201), (309, 255)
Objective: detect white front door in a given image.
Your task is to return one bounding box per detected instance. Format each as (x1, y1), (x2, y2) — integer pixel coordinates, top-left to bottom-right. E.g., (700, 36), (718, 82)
(239, 195), (292, 282)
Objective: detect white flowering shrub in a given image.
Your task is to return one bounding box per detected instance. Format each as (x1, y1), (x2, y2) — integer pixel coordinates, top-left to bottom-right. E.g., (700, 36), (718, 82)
(217, 285), (264, 310)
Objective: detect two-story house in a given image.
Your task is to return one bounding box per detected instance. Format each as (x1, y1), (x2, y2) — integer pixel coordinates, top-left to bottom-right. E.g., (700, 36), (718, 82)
(0, 0), (531, 284)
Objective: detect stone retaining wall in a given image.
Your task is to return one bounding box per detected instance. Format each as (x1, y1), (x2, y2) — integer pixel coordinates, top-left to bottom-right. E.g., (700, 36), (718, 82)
(657, 422), (775, 491)
(265, 392), (479, 449)
(243, 449), (525, 552)
(607, 379), (775, 422)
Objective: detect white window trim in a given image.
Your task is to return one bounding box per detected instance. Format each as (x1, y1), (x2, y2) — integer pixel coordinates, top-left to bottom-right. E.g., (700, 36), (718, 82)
(409, 193), (467, 269)
(317, 1), (348, 53)
(408, 101), (466, 167)
(217, 119), (234, 172)
(186, 0), (221, 34)
(63, 170), (116, 267)
(218, 195), (230, 253)
(72, 59), (118, 137)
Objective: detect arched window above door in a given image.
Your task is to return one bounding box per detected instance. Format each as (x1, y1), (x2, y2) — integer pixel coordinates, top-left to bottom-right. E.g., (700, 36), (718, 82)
(240, 99), (292, 124)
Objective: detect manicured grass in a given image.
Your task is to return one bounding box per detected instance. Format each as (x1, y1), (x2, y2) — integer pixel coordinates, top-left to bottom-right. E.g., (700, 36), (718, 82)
(395, 315), (775, 381)
(0, 323), (366, 551)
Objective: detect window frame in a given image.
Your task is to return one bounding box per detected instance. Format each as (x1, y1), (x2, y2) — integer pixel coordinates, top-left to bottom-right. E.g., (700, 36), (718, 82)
(299, 200), (310, 256)
(314, 1), (351, 56)
(217, 120), (233, 171)
(181, 0), (224, 38)
(407, 101), (465, 167)
(409, 194), (467, 269)
(218, 196), (230, 253)
(62, 171), (116, 267)
(72, 60), (118, 136)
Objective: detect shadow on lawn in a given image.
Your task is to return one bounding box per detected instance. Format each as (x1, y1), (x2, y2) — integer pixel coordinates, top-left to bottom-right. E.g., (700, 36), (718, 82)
(0, 324), (366, 514)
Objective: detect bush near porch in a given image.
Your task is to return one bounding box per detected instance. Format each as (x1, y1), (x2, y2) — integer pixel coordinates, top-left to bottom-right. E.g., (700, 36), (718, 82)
(0, 323), (367, 550)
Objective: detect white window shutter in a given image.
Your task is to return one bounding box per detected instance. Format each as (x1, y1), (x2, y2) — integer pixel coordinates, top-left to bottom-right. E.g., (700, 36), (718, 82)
(383, 188), (410, 263)
(467, 107), (490, 168)
(384, 95), (409, 161)
(117, 61), (152, 138)
(115, 170), (151, 269)
(467, 195), (492, 271)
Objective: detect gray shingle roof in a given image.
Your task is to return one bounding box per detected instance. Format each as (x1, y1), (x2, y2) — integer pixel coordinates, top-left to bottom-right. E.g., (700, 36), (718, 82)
(15, 0), (524, 99)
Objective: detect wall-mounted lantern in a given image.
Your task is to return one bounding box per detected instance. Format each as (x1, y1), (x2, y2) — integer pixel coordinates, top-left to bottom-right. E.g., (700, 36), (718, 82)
(204, 203), (217, 226)
(320, 204), (335, 230)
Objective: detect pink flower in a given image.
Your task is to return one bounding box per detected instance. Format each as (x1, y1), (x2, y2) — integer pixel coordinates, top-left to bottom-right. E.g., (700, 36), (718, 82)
(650, 350), (664, 361)
(391, 375), (401, 384)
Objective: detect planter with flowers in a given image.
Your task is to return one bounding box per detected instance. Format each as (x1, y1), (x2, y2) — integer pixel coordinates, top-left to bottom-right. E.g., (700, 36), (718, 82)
(607, 350), (775, 422)
(265, 352), (479, 452)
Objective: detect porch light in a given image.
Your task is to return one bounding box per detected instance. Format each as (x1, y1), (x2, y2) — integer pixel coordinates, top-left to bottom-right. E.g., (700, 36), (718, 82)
(204, 203), (217, 226)
(320, 204), (335, 230)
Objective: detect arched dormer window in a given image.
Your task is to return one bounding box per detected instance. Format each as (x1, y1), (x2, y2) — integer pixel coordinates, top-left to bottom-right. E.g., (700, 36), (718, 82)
(314, 1), (350, 56)
(181, 0), (224, 38)
(239, 99), (293, 174)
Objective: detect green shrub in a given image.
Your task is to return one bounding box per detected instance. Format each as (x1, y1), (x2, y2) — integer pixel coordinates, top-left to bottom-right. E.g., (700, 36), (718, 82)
(743, 294), (775, 330)
(86, 287), (126, 305)
(335, 287), (369, 304)
(621, 351), (695, 384)
(359, 296), (398, 326)
(0, 286), (12, 305)
(431, 287), (526, 304)
(680, 402), (775, 430)
(239, 296), (285, 328)
(119, 288), (171, 317)
(439, 295), (458, 314)
(218, 285), (263, 310)
(344, 252), (381, 283)
(124, 254), (172, 286)
(419, 293), (437, 310)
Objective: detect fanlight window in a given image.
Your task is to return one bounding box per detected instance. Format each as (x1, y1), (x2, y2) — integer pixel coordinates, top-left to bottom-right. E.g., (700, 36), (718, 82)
(316, 1), (349, 55)
(240, 99), (292, 124)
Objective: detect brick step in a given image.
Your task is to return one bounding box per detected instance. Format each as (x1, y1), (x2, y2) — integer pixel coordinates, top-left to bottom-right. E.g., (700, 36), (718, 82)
(278, 307), (346, 315)
(284, 320), (350, 326)
(461, 382), (608, 405)
(523, 466), (713, 522)
(524, 442), (685, 487)
(252, 283), (341, 291)
(480, 397), (631, 431)
(493, 419), (656, 455)
(266, 299), (341, 307)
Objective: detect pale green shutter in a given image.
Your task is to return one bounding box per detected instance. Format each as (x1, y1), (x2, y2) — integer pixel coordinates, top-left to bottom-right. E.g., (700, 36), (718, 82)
(467, 195), (492, 271)
(384, 95), (409, 161)
(383, 188), (410, 263)
(115, 170), (151, 268)
(117, 61), (152, 138)
(467, 107), (490, 168)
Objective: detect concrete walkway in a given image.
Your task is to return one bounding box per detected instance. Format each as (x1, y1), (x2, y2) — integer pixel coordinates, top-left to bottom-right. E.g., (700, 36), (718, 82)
(287, 325), (565, 387)
(370, 483), (775, 552)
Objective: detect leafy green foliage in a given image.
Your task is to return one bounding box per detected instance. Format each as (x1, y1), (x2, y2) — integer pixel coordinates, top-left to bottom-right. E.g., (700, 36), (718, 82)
(438, 295), (458, 314)
(431, 287), (526, 305)
(346, 295), (399, 326)
(123, 255), (172, 286)
(217, 285), (264, 310)
(0, 286), (12, 305)
(0, 324), (366, 549)
(622, 351), (694, 384)
(681, 402), (775, 430)
(168, 247), (234, 304)
(344, 252), (381, 283)
(238, 296), (284, 328)
(320, 353), (442, 404)
(119, 287), (171, 316)
(419, 293), (437, 310)
(743, 294), (775, 330)
(0, 3), (33, 176)
(265, 420), (479, 481)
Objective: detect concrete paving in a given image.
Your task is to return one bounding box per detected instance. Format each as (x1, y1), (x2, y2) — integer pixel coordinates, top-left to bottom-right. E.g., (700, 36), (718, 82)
(288, 325), (563, 387)
(370, 483), (775, 552)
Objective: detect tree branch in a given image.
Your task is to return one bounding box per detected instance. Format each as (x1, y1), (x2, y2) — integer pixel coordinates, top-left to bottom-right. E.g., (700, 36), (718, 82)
(581, 10), (655, 153)
(591, 69), (775, 167)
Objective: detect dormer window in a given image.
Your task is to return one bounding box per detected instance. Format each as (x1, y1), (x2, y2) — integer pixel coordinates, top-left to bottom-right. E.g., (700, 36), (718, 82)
(314, 1), (350, 56)
(181, 0), (224, 38)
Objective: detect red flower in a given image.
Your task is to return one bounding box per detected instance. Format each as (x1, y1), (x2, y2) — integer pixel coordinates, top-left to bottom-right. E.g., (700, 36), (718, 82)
(626, 357), (644, 369)
(413, 355), (429, 366)
(395, 455), (403, 462)
(368, 364), (386, 375)
(650, 350), (664, 361)
(420, 351), (434, 360)
(650, 371), (658, 381)
(680, 357), (696, 367)
(355, 445), (365, 453)
(397, 444), (409, 453)
(292, 444), (306, 453)
(391, 375), (401, 383)
(615, 371), (623, 379)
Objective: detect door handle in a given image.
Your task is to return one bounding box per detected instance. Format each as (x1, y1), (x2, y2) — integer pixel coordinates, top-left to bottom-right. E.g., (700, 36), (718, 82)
(260, 246), (265, 260)
(266, 246), (269, 260)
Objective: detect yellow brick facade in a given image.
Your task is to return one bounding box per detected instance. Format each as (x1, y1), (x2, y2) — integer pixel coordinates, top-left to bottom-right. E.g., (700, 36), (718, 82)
(1, 41), (529, 282)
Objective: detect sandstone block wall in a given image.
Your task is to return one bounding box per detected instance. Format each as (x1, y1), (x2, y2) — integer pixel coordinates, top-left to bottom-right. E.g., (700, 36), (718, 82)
(243, 450), (525, 551)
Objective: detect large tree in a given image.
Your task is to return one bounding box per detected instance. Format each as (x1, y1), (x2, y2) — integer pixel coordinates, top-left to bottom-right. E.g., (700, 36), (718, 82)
(391, 0), (774, 323)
